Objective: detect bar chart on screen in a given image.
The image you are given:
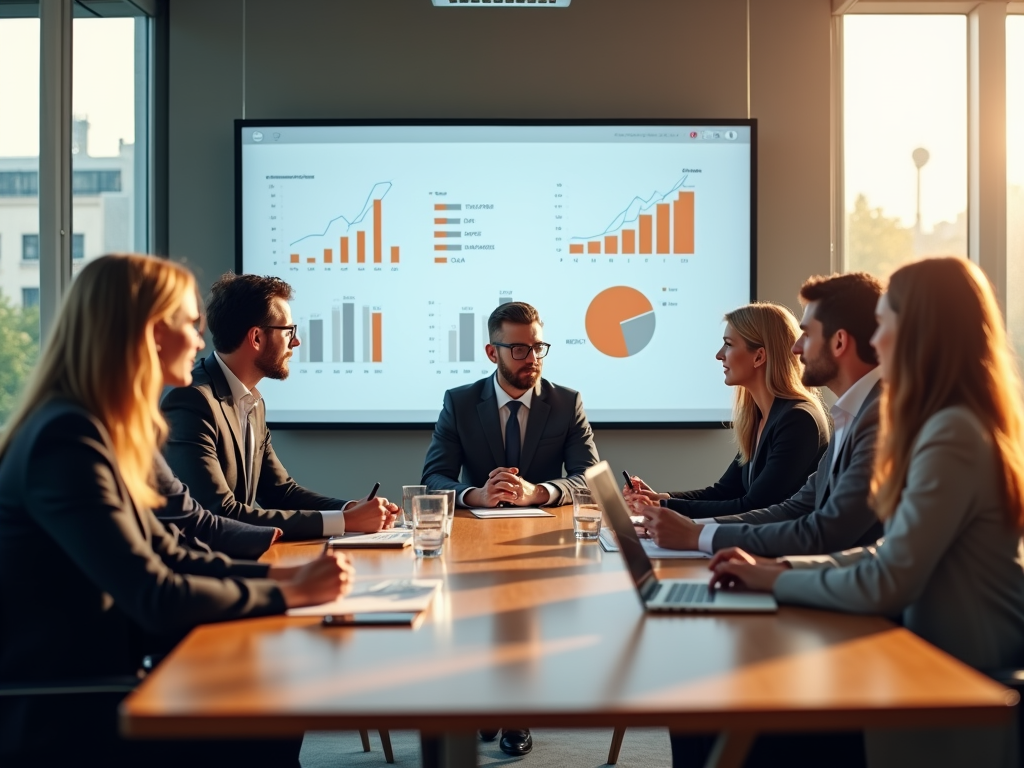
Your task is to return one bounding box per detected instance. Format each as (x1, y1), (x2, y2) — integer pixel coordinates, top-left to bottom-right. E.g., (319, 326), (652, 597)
(426, 298), (512, 376)
(296, 301), (384, 366)
(283, 181), (401, 269)
(565, 174), (696, 259)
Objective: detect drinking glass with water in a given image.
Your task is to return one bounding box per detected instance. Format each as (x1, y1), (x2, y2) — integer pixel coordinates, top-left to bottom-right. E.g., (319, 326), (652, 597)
(570, 485), (602, 540)
(401, 485), (426, 528)
(412, 495), (446, 557)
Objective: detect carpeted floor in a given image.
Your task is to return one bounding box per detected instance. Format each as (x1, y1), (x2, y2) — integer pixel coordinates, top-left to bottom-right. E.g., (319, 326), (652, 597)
(300, 728), (671, 768)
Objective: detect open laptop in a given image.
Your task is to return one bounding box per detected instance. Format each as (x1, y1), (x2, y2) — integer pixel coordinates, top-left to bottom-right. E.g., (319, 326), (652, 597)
(584, 462), (777, 613)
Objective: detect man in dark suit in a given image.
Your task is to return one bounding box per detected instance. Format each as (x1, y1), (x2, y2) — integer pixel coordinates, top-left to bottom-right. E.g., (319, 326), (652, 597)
(636, 272), (885, 559)
(421, 301), (600, 757)
(162, 273), (398, 541)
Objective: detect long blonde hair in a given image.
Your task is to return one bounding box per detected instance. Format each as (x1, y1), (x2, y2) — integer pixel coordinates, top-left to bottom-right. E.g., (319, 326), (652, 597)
(0, 254), (196, 509)
(872, 257), (1024, 528)
(726, 302), (827, 463)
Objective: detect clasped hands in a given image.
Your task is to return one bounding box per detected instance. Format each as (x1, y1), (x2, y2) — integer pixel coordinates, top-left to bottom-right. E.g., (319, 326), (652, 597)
(344, 494), (400, 533)
(464, 466), (550, 508)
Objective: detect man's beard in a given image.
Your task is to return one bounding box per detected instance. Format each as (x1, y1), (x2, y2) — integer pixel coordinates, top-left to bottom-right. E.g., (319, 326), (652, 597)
(498, 356), (541, 390)
(255, 345), (290, 380)
(801, 350), (839, 388)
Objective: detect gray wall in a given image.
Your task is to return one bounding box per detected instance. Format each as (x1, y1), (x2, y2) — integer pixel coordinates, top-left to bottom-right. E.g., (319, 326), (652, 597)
(168, 0), (832, 503)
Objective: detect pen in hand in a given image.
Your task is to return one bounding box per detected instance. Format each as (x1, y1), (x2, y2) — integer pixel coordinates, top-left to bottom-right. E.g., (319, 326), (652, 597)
(326, 481), (383, 552)
(622, 470), (637, 492)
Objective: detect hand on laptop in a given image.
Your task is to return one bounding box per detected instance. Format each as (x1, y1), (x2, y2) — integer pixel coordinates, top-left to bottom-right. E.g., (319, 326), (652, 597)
(636, 504), (701, 550)
(707, 547), (788, 593)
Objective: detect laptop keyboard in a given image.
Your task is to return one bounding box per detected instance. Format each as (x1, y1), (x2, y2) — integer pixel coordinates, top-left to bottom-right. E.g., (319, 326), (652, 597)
(653, 582), (716, 605)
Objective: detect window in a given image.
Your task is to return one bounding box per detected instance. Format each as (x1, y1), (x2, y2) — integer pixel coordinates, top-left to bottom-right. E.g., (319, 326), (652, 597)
(1008, 16), (1024, 360)
(21, 234), (39, 261)
(72, 233), (84, 260)
(21, 287), (38, 308)
(843, 16), (968, 277)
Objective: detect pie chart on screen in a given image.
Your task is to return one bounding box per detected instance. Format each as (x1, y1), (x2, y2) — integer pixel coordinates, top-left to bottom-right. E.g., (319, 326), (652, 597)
(585, 287), (656, 358)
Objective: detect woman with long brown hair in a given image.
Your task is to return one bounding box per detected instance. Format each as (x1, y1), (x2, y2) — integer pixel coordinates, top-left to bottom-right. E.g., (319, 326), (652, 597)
(626, 302), (829, 519)
(708, 257), (1024, 767)
(0, 254), (349, 767)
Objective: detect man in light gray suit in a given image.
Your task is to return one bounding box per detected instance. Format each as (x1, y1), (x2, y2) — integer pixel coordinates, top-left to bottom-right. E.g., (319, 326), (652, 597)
(635, 272), (886, 559)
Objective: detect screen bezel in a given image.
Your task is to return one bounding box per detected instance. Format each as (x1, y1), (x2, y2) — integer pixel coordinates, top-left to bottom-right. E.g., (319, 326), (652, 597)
(234, 118), (757, 431)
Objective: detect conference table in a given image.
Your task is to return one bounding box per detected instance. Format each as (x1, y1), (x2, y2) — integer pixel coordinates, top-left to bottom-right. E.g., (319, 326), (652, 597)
(121, 506), (1016, 768)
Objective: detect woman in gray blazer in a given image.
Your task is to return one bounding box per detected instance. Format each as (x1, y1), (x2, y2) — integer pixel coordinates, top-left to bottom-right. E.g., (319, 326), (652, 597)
(708, 257), (1024, 768)
(0, 255), (350, 767)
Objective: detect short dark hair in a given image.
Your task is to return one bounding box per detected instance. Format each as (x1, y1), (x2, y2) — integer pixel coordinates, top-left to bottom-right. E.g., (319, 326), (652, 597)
(206, 273), (293, 353)
(799, 272), (883, 365)
(487, 301), (542, 342)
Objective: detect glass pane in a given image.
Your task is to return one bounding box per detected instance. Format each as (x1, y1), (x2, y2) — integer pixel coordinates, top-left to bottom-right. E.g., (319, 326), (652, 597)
(844, 15), (968, 277)
(1008, 16), (1024, 360)
(0, 15), (41, 424)
(71, 16), (143, 276)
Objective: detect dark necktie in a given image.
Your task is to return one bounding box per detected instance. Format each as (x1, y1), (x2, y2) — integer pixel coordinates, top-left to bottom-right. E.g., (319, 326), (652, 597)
(505, 401), (522, 468)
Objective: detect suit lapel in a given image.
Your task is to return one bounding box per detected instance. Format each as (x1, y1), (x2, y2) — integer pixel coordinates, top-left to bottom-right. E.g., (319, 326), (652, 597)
(822, 382), (882, 500)
(477, 380), (505, 468)
(816, 439), (835, 506)
(204, 356), (249, 497)
(519, 383), (550, 476)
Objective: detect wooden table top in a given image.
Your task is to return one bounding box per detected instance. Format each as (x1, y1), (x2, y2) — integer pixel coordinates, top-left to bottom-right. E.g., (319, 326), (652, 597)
(121, 507), (1015, 738)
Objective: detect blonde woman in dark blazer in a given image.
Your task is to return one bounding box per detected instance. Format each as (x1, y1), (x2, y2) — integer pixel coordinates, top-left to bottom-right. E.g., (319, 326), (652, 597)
(0, 255), (350, 767)
(709, 257), (1024, 768)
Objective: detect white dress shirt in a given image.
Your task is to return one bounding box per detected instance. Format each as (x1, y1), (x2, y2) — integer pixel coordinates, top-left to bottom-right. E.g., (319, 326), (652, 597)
(212, 353), (348, 535)
(458, 374), (557, 506)
(695, 367), (882, 554)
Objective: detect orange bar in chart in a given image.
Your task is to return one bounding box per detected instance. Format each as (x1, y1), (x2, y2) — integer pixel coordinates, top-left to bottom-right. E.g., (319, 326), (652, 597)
(306, 257), (316, 264)
(656, 203), (670, 254)
(290, 254), (300, 264)
(605, 235), (618, 254)
(340, 237), (349, 263)
(357, 231), (366, 263)
(391, 246), (400, 263)
(674, 191), (695, 254)
(639, 215), (653, 253)
(622, 229), (636, 254)
(371, 312), (382, 362)
(588, 241), (601, 254)
(434, 257), (447, 263)
(373, 199), (382, 263)
(569, 244), (584, 254)
(323, 248), (333, 263)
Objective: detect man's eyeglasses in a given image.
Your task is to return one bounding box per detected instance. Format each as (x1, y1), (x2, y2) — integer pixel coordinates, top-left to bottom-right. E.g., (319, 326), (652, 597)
(263, 324), (298, 342)
(491, 342), (551, 360)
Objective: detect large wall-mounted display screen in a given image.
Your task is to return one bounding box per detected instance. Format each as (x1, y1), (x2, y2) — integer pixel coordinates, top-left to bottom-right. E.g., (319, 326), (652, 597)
(236, 120), (756, 427)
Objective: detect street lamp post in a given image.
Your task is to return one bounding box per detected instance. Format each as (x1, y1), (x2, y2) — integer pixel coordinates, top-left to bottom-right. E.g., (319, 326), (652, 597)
(912, 147), (930, 253)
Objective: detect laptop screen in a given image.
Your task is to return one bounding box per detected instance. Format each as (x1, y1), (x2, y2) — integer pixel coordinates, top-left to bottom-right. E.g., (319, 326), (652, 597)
(584, 462), (657, 602)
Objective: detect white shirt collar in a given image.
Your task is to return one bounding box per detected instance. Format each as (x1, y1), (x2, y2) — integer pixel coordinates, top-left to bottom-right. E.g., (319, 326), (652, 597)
(831, 366), (882, 421)
(492, 373), (534, 410)
(212, 351), (256, 407)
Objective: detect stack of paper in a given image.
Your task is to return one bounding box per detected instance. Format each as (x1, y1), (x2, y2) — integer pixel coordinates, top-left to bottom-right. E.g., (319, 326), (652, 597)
(287, 578), (442, 617)
(598, 528), (710, 559)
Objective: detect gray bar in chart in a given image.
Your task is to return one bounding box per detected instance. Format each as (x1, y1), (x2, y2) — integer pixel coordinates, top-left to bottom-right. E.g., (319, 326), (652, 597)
(459, 313), (474, 362)
(299, 320), (308, 363)
(343, 303), (355, 363)
(331, 308), (341, 363)
(309, 319), (324, 363)
(448, 330), (458, 363)
(499, 296), (513, 305)
(434, 244), (462, 251)
(362, 306), (371, 363)
(437, 231), (461, 238)
(435, 204), (461, 211)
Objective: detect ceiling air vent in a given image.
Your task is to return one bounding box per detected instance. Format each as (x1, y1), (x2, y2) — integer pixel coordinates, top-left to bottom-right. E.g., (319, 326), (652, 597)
(431, 0), (571, 7)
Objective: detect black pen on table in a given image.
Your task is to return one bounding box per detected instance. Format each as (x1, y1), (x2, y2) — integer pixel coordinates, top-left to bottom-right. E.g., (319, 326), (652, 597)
(324, 481), (381, 553)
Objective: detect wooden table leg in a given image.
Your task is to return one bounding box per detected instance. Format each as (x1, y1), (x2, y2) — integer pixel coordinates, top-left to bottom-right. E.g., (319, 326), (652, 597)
(420, 732), (477, 768)
(705, 731), (755, 768)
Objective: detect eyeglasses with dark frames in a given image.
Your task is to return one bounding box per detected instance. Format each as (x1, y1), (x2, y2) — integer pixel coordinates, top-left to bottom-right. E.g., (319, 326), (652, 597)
(262, 324), (298, 342)
(491, 342), (551, 360)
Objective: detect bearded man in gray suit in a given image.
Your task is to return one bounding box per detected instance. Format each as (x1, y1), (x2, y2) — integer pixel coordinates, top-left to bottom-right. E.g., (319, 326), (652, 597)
(632, 272), (885, 559)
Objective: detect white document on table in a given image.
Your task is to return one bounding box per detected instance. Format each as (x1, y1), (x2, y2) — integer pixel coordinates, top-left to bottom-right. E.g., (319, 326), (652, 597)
(599, 528), (710, 559)
(286, 578), (443, 617)
(468, 508), (556, 518)
(326, 529), (412, 549)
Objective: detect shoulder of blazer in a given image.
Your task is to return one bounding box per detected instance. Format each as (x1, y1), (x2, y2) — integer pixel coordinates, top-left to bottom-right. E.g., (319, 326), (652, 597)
(12, 399), (111, 460)
(190, 355), (233, 402)
(851, 381), (883, 432)
(443, 374), (494, 404)
(534, 378), (580, 403)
